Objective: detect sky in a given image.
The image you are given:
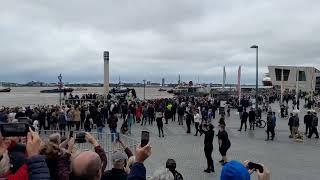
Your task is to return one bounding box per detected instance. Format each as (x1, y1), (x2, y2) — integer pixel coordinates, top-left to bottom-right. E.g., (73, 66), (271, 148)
(1, 0), (320, 84)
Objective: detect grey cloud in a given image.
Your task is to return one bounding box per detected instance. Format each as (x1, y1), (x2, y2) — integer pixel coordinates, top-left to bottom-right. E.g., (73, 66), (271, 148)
(1, 0), (320, 84)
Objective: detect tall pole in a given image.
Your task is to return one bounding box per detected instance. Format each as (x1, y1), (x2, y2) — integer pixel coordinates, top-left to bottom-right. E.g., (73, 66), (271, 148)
(103, 51), (110, 96)
(251, 45), (259, 110)
(58, 74), (62, 106)
(256, 47), (258, 111)
(143, 80), (146, 100)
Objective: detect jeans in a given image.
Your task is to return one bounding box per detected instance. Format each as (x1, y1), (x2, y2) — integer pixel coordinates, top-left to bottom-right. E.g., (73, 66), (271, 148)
(110, 128), (117, 142)
(97, 127), (104, 140)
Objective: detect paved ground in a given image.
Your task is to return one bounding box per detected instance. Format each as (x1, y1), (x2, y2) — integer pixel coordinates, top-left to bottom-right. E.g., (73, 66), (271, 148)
(124, 102), (320, 180)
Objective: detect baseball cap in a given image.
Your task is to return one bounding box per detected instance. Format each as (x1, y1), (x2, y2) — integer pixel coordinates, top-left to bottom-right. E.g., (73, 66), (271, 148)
(112, 151), (128, 162)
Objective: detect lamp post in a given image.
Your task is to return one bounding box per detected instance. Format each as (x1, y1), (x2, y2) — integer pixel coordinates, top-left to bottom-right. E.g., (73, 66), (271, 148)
(250, 45), (258, 111)
(143, 80), (146, 100)
(58, 74), (62, 105)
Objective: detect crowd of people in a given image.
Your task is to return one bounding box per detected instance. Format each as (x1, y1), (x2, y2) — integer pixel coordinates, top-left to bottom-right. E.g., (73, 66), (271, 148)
(2, 89), (319, 179)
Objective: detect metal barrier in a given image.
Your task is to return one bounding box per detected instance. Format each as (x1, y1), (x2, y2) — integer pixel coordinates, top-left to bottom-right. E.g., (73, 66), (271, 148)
(39, 130), (139, 170)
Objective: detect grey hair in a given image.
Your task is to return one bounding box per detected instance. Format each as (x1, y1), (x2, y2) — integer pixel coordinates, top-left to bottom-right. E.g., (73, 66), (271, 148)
(152, 168), (174, 180)
(49, 133), (61, 145)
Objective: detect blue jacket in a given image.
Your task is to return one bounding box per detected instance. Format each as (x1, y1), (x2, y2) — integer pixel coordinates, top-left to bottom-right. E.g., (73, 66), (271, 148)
(127, 162), (146, 180)
(27, 155), (50, 180)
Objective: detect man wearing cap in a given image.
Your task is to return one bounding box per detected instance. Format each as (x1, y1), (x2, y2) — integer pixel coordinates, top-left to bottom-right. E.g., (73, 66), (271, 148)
(102, 140), (134, 180)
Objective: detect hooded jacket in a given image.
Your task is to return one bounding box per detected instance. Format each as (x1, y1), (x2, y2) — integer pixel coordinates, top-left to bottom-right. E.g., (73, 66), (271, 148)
(220, 161), (250, 180)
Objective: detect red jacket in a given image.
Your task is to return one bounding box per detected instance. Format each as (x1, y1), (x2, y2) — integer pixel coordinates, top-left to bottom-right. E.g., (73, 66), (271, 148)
(0, 164), (29, 180)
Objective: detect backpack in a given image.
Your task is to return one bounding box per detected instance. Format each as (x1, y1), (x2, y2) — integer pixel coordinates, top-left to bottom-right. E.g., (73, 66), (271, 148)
(173, 171), (183, 180)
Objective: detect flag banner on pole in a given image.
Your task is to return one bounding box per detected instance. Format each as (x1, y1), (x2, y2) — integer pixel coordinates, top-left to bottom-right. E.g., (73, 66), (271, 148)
(237, 65), (242, 103)
(280, 68), (284, 103)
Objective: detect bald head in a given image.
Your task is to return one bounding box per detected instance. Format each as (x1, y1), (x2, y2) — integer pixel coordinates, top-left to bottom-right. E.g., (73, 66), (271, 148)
(72, 151), (102, 180)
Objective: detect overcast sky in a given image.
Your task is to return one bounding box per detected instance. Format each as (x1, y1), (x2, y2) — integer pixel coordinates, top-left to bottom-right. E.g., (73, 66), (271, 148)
(1, 0), (320, 84)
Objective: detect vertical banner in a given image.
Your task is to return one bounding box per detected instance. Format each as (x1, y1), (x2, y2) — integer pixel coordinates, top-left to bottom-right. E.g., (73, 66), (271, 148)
(237, 65), (242, 104)
(280, 68), (284, 104)
(295, 68), (299, 106)
(223, 66), (226, 89)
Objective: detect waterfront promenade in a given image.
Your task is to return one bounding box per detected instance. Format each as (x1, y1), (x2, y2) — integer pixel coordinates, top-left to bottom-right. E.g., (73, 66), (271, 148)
(123, 102), (319, 180)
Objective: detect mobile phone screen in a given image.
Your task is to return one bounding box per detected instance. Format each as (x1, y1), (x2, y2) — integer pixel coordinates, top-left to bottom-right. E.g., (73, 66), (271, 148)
(141, 131), (149, 147)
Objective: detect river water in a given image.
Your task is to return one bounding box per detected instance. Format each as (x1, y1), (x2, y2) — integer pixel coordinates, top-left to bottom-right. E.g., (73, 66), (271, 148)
(0, 87), (173, 106)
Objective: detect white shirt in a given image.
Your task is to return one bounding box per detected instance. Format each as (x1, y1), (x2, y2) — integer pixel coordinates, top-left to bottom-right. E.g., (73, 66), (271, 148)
(194, 113), (201, 123)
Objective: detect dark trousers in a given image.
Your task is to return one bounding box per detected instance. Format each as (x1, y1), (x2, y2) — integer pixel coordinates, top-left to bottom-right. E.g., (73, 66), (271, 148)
(165, 118), (169, 124)
(172, 113), (176, 122)
(249, 121), (255, 130)
(195, 122), (200, 135)
(67, 121), (73, 131)
(266, 127), (275, 140)
(204, 145), (214, 171)
(148, 117), (154, 125)
(59, 124), (66, 136)
(186, 123), (191, 133)
(75, 121), (80, 131)
(239, 121), (247, 131)
(39, 122), (47, 133)
(178, 115), (184, 125)
(141, 117), (148, 126)
(305, 125), (311, 134)
(308, 126), (319, 138)
(158, 124), (164, 137)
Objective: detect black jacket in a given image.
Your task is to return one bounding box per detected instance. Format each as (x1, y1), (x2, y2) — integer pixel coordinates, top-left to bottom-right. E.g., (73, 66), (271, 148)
(102, 168), (127, 180)
(204, 129), (214, 147)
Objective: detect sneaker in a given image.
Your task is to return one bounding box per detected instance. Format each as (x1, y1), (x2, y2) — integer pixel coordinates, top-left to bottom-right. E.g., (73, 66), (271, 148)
(238, 129), (241, 131)
(316, 136), (319, 139)
(265, 139), (269, 141)
(219, 160), (224, 163)
(162, 135), (164, 137)
(204, 169), (211, 173)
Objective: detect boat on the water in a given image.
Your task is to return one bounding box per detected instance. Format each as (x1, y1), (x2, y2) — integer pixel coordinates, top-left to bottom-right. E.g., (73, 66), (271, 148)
(0, 88), (11, 92)
(262, 73), (272, 86)
(158, 88), (167, 92)
(168, 83), (210, 97)
(40, 87), (74, 93)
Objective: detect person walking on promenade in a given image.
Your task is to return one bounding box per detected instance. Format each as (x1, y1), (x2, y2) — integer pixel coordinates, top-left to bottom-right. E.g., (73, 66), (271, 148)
(203, 124), (215, 173)
(178, 104), (185, 125)
(308, 112), (319, 139)
(249, 107), (256, 130)
(186, 111), (193, 134)
(107, 112), (118, 135)
(292, 113), (300, 139)
(58, 108), (67, 136)
(304, 111), (312, 135)
(164, 107), (171, 124)
(194, 109), (201, 136)
(126, 110), (134, 135)
(218, 125), (231, 165)
(141, 104), (148, 126)
(135, 104), (142, 123)
(148, 103), (155, 125)
(96, 108), (105, 140)
(238, 105), (243, 120)
(238, 108), (248, 132)
(156, 108), (164, 137)
(266, 112), (276, 141)
(73, 107), (81, 131)
(288, 113), (294, 138)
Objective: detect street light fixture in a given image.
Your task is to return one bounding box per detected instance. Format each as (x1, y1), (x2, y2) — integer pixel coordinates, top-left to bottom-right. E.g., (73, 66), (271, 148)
(250, 45), (259, 111)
